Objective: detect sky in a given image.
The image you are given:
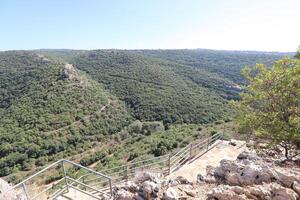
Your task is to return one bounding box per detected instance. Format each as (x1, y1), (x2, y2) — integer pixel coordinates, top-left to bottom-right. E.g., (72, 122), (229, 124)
(0, 0), (300, 52)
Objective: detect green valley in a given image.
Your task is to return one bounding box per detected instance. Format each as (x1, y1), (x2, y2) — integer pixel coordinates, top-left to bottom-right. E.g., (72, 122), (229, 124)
(0, 49), (291, 182)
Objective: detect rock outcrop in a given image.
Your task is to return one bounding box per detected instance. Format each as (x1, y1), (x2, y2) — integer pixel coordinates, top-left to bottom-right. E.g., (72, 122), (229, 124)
(114, 150), (300, 200)
(113, 172), (203, 200)
(207, 183), (298, 200)
(200, 151), (300, 200)
(0, 178), (25, 200)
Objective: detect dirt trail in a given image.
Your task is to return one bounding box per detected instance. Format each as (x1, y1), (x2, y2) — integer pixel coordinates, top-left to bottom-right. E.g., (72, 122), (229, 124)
(169, 140), (247, 182)
(43, 98), (111, 135)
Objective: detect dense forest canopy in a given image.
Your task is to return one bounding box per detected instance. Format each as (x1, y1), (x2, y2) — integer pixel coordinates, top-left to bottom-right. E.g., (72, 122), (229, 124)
(0, 51), (132, 177)
(0, 49), (291, 179)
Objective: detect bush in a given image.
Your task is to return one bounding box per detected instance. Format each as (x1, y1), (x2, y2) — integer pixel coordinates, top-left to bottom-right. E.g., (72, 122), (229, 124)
(80, 151), (107, 166)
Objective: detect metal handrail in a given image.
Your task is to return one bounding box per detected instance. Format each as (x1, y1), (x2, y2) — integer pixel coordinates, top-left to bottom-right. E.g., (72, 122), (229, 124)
(63, 159), (111, 179)
(7, 159), (113, 200)
(31, 177), (65, 200)
(8, 132), (224, 200)
(12, 159), (63, 189)
(99, 154), (169, 174)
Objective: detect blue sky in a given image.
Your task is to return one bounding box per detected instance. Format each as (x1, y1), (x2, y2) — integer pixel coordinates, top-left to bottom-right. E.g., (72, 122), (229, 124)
(1, 0), (299, 51)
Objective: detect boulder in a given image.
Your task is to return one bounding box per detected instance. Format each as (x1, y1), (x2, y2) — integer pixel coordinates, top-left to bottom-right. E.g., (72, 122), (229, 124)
(174, 176), (191, 185)
(237, 151), (259, 161)
(115, 189), (136, 200)
(268, 183), (298, 200)
(119, 181), (139, 193)
(275, 168), (300, 188)
(178, 185), (196, 197)
(162, 187), (178, 200)
(229, 139), (238, 146)
(135, 171), (161, 183)
(211, 157), (279, 186)
(292, 181), (300, 195)
(236, 164), (276, 186)
(208, 183), (299, 200)
(141, 180), (159, 199)
(207, 185), (248, 200)
(0, 179), (26, 200)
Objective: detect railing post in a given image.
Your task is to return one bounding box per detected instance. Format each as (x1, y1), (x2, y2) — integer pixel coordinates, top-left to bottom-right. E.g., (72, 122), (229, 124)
(62, 160), (69, 192)
(189, 144), (193, 159)
(82, 176), (86, 191)
(109, 178), (113, 197)
(125, 165), (129, 181)
(207, 138), (210, 152)
(222, 124), (225, 140)
(168, 154), (171, 175)
(22, 183), (30, 200)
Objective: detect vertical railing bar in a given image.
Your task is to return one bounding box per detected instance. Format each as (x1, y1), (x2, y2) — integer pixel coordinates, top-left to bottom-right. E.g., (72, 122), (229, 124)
(62, 160), (69, 192)
(168, 154), (171, 175)
(9, 133), (224, 200)
(109, 178), (113, 197)
(206, 137), (210, 151)
(190, 143), (193, 159)
(22, 183), (30, 200)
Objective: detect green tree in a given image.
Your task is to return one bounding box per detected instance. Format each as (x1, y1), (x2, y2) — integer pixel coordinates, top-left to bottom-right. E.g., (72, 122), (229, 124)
(233, 58), (300, 159)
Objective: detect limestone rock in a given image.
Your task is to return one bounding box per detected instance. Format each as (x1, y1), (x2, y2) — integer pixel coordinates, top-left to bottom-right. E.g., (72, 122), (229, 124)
(292, 181), (300, 195)
(162, 187), (178, 200)
(268, 183), (298, 200)
(115, 189), (136, 200)
(275, 168), (300, 188)
(0, 179), (26, 200)
(141, 180), (159, 199)
(178, 185), (196, 197)
(208, 183), (299, 200)
(135, 171), (161, 183)
(207, 185), (248, 200)
(174, 176), (191, 185)
(119, 181), (139, 193)
(237, 151), (259, 161)
(229, 139), (238, 146)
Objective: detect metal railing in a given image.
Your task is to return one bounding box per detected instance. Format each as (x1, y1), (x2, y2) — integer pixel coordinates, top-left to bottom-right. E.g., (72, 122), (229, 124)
(83, 132), (223, 189)
(5, 159), (112, 200)
(5, 132), (223, 200)
(170, 132), (222, 173)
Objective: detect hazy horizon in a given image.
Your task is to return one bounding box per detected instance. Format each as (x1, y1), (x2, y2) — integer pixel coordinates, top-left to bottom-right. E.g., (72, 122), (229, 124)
(0, 48), (296, 54)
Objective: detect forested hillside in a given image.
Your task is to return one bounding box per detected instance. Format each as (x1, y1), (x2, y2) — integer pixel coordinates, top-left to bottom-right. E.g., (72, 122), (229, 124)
(135, 49), (291, 84)
(69, 50), (234, 124)
(0, 49), (290, 179)
(43, 49), (289, 124)
(0, 51), (132, 176)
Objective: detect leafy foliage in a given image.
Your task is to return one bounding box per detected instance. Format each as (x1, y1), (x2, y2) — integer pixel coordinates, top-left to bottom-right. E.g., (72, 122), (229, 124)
(232, 58), (300, 158)
(135, 49), (290, 84)
(80, 151), (107, 166)
(0, 51), (132, 176)
(67, 50), (236, 124)
(0, 49), (291, 178)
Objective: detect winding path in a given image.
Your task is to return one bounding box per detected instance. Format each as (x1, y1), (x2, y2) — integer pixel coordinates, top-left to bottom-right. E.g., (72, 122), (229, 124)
(43, 98), (111, 135)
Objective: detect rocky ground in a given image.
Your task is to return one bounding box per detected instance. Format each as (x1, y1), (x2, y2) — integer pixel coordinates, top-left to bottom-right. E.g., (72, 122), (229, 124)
(0, 178), (25, 200)
(114, 141), (300, 200)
